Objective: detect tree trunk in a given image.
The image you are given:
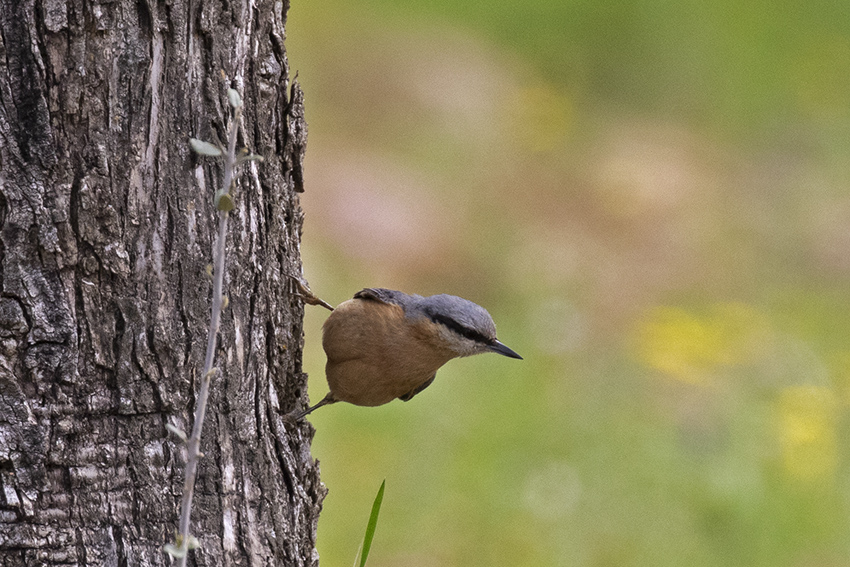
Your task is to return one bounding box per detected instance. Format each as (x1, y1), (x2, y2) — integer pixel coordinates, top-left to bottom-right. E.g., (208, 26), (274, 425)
(0, 0), (324, 565)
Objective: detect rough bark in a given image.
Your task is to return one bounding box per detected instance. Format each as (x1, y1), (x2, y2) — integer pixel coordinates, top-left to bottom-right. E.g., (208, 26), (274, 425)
(0, 0), (324, 565)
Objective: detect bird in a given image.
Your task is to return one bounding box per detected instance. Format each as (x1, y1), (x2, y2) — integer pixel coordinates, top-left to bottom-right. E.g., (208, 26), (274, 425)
(291, 287), (522, 420)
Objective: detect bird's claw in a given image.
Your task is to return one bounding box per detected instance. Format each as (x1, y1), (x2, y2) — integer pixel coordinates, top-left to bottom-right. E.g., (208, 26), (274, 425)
(288, 275), (334, 311)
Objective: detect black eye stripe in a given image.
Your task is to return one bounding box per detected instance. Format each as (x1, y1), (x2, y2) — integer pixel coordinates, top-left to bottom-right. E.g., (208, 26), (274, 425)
(429, 313), (491, 345)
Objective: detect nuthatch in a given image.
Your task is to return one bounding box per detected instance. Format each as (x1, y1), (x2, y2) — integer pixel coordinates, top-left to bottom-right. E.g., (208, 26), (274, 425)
(292, 288), (522, 420)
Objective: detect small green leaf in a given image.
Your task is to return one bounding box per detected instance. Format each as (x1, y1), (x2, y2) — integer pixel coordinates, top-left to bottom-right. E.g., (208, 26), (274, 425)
(163, 543), (186, 558)
(164, 533), (200, 558)
(215, 192), (235, 212)
(227, 88), (242, 109)
(189, 138), (222, 156)
(237, 153), (265, 164)
(357, 480), (385, 567)
(166, 423), (187, 442)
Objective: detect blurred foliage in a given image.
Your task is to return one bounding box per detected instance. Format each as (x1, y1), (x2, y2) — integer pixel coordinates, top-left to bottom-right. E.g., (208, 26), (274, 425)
(286, 0), (850, 565)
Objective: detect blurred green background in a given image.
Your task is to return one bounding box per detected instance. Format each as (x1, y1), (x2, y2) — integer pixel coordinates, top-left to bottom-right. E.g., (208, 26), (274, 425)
(286, 0), (850, 565)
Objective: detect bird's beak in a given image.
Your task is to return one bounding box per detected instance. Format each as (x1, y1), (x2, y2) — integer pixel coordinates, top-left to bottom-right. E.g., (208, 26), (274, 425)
(488, 340), (523, 360)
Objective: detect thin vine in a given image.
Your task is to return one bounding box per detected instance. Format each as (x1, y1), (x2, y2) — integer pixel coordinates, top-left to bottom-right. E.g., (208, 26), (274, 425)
(164, 87), (262, 564)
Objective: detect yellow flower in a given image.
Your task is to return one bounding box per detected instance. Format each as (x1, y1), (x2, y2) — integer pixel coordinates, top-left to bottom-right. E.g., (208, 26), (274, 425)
(632, 303), (769, 383)
(775, 386), (837, 482)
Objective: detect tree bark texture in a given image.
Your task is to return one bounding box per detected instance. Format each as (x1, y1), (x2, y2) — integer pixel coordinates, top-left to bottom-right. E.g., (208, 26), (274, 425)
(0, 0), (324, 565)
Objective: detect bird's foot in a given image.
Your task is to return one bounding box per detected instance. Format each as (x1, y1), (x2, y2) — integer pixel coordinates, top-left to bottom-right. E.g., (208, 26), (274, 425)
(287, 275), (334, 311)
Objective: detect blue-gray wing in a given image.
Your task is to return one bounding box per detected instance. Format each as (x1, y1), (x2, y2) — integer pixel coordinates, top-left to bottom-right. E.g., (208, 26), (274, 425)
(353, 288), (410, 307)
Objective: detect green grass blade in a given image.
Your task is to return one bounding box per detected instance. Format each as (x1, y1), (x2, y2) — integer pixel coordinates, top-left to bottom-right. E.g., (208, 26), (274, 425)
(358, 480), (386, 567)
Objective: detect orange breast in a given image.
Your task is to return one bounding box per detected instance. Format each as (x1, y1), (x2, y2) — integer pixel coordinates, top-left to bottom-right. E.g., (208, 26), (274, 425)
(322, 299), (454, 406)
